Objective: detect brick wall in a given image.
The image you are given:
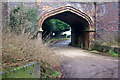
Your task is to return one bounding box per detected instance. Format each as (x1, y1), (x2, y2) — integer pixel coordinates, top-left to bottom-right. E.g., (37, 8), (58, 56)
(96, 2), (119, 42)
(6, 2), (119, 43)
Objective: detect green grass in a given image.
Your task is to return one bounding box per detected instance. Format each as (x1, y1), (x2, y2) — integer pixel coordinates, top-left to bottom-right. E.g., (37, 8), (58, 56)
(1, 63), (61, 79)
(84, 49), (119, 58)
(44, 37), (71, 45)
(50, 37), (71, 42)
(106, 49), (119, 57)
(2, 66), (37, 78)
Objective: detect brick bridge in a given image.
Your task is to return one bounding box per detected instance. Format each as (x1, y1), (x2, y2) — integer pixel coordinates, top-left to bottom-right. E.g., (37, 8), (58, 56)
(2, 1), (119, 50)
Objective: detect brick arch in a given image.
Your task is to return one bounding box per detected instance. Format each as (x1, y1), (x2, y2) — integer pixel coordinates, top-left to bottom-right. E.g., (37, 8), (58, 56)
(38, 6), (95, 50)
(39, 6), (94, 30)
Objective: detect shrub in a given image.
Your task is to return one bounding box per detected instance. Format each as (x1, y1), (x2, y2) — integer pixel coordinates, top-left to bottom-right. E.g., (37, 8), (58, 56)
(9, 4), (38, 38)
(2, 3), (60, 71)
(2, 3), (61, 78)
(2, 28), (60, 71)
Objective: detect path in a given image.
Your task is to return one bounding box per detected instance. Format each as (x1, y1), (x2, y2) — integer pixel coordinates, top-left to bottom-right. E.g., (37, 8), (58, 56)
(51, 39), (119, 78)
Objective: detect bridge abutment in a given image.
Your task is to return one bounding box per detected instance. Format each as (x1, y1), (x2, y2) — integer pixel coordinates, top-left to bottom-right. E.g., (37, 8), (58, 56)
(71, 31), (94, 50)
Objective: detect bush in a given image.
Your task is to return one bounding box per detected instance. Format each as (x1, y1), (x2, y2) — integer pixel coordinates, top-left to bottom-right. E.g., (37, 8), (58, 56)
(2, 3), (60, 71)
(9, 4), (38, 38)
(2, 4), (61, 78)
(2, 28), (60, 71)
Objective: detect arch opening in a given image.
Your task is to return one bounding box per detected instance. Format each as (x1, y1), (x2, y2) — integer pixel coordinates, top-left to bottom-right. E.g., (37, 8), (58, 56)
(42, 18), (71, 39)
(39, 6), (95, 49)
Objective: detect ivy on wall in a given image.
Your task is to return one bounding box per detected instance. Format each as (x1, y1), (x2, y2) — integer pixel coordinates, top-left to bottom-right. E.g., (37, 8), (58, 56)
(9, 3), (39, 37)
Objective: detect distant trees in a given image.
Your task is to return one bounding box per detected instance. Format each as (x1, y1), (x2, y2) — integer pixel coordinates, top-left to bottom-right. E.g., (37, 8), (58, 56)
(42, 19), (70, 38)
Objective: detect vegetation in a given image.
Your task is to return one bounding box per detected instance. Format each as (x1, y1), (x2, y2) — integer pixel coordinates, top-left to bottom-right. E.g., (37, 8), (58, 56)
(94, 32), (119, 57)
(106, 49), (118, 57)
(45, 37), (71, 46)
(2, 4), (61, 78)
(1, 62), (61, 78)
(9, 4), (38, 38)
(95, 32), (119, 47)
(42, 19), (70, 39)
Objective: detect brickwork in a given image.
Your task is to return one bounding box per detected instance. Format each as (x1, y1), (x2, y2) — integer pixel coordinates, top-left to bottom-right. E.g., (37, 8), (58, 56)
(3, 1), (119, 49)
(96, 2), (119, 41)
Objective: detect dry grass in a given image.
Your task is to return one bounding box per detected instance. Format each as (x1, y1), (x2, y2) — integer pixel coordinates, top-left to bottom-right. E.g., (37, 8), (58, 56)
(2, 28), (60, 70)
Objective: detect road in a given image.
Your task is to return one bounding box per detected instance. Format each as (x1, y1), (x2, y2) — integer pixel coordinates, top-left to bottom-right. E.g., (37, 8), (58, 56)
(51, 39), (119, 78)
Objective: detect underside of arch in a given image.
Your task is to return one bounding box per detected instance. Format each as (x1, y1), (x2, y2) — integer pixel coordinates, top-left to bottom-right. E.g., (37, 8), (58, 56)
(38, 6), (95, 50)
